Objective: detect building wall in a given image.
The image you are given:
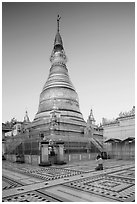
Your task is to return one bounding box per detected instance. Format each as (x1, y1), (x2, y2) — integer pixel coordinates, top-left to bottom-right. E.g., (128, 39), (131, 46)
(110, 141), (135, 160)
(103, 115), (135, 160)
(103, 116), (135, 141)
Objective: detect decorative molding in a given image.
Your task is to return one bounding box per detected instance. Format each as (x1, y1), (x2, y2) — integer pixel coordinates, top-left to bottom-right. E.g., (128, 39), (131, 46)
(118, 106), (135, 118)
(102, 117), (118, 125)
(102, 107), (135, 126)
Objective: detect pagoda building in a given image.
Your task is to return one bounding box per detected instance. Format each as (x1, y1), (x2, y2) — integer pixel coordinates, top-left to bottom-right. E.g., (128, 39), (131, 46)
(3, 17), (104, 163)
(31, 16), (86, 142)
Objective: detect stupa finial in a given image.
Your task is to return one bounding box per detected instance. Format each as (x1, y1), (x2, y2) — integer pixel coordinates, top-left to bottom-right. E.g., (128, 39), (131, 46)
(57, 15), (61, 32)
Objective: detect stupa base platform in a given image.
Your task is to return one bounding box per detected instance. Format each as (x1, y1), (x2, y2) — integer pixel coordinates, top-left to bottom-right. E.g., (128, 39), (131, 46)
(54, 161), (67, 165)
(39, 162), (51, 167)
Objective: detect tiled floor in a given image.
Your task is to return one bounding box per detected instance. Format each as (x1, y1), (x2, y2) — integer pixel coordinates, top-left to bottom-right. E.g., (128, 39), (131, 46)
(2, 159), (135, 202)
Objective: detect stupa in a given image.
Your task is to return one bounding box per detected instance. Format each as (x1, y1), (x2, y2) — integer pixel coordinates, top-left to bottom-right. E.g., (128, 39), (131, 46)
(31, 15), (86, 140)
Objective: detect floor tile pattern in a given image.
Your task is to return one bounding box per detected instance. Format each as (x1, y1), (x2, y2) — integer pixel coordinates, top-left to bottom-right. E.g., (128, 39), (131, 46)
(64, 170), (135, 202)
(2, 191), (62, 202)
(2, 160), (135, 202)
(2, 176), (22, 190)
(3, 162), (82, 181)
(62, 160), (134, 173)
(110, 168), (135, 180)
(23, 167), (82, 180)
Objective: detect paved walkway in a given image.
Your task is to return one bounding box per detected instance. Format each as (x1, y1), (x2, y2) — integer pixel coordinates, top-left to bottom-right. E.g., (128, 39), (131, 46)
(2, 159), (135, 202)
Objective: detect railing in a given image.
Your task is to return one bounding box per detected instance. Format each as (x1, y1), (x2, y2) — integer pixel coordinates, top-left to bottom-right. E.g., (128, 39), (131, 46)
(6, 140), (22, 154)
(90, 138), (103, 152)
(94, 138), (103, 149)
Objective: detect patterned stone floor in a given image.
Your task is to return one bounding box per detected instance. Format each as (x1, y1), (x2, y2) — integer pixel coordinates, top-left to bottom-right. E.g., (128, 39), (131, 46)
(2, 176), (22, 190)
(2, 159), (135, 202)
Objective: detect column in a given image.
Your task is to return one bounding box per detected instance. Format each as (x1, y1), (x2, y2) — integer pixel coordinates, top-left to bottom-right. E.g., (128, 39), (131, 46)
(55, 141), (66, 164)
(2, 140), (6, 160)
(38, 142), (41, 164)
(39, 141), (51, 166)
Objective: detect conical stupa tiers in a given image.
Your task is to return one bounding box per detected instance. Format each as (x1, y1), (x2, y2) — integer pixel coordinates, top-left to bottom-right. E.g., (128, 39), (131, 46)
(33, 16), (86, 136)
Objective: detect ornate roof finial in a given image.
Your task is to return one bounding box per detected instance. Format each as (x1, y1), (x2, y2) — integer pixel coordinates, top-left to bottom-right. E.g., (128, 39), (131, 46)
(24, 110), (30, 123)
(57, 15), (61, 32)
(88, 108), (95, 123)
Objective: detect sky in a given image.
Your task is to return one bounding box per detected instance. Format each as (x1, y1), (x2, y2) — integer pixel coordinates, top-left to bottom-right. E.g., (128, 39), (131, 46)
(2, 2), (135, 124)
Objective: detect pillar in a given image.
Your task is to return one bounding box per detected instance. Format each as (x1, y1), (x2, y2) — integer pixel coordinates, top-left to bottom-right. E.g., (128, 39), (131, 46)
(2, 140), (6, 155)
(55, 141), (66, 165)
(38, 142), (41, 165)
(39, 141), (51, 166)
(2, 140), (6, 160)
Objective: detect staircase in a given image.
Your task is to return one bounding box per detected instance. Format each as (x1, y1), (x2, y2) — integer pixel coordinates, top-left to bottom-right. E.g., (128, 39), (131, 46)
(90, 138), (103, 152)
(6, 140), (22, 154)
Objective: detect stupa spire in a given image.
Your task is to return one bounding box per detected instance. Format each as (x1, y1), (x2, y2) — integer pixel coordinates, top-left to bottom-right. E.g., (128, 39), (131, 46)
(33, 16), (86, 137)
(53, 15), (63, 49)
(51, 15), (67, 65)
(57, 14), (61, 32)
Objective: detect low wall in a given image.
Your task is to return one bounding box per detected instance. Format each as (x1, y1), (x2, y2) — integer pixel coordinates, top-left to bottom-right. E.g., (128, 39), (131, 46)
(5, 152), (98, 165)
(5, 154), (16, 162)
(5, 154), (40, 165)
(24, 155), (31, 164)
(32, 155), (39, 165)
(64, 153), (97, 163)
(24, 155), (39, 165)
(106, 142), (135, 160)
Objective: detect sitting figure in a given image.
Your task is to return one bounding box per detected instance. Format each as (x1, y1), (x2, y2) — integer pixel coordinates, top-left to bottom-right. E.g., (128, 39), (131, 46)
(95, 154), (103, 170)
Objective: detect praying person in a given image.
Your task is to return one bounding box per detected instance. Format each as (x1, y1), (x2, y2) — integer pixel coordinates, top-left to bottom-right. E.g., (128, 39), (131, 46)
(95, 154), (103, 170)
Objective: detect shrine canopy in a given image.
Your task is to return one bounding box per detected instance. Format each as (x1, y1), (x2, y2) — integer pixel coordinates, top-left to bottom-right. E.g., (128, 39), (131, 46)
(104, 137), (135, 143)
(121, 137), (135, 143)
(104, 138), (122, 143)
